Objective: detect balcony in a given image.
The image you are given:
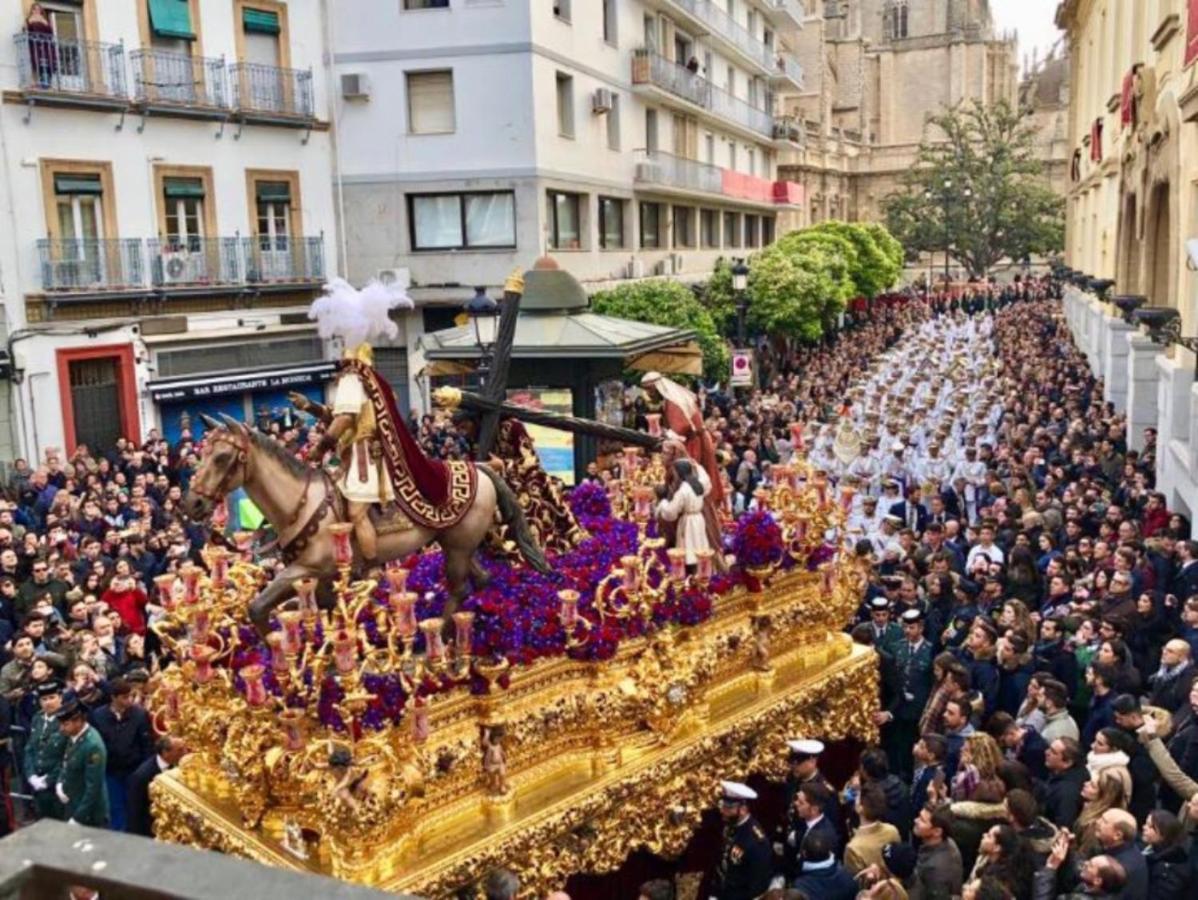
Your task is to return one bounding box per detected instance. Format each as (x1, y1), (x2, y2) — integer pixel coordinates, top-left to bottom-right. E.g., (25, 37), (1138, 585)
(148, 237), (242, 289)
(769, 52), (805, 91)
(766, 0), (808, 31)
(13, 33), (126, 106)
(243, 236), (325, 285)
(131, 49), (228, 114)
(38, 239), (146, 294)
(230, 62), (314, 123)
(772, 114), (805, 146)
(634, 150), (805, 209)
(632, 49), (773, 139)
(648, 0), (775, 73)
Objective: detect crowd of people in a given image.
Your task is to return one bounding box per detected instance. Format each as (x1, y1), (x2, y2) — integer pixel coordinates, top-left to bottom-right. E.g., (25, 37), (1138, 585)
(3, 275), (1197, 900)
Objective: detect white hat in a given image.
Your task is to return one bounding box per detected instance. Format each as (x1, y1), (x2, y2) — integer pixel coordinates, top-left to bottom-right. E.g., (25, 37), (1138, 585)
(719, 780), (758, 802)
(891, 441), (905, 451)
(786, 739), (825, 757)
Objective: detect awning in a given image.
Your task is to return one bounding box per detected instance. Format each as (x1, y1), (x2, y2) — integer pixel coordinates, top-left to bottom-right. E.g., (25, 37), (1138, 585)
(148, 0), (196, 41)
(148, 361), (335, 402)
(164, 177), (204, 199)
(627, 341), (704, 376)
(242, 8), (281, 34)
(419, 360), (476, 378)
(255, 181), (291, 202)
(54, 174), (102, 195)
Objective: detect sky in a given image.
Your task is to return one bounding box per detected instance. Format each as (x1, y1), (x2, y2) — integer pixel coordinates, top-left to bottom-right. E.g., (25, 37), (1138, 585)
(989, 0), (1065, 73)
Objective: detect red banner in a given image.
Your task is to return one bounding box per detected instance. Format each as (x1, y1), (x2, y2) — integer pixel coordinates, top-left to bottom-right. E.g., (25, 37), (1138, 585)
(1188, 0), (1198, 68)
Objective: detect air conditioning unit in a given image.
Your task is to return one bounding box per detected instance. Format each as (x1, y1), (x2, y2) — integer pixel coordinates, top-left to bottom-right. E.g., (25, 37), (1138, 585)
(161, 250), (196, 285)
(376, 267), (411, 289)
(635, 162), (662, 182)
(592, 88), (613, 114)
(341, 72), (371, 100)
(627, 257), (645, 279)
(670, 253), (684, 274)
(653, 259), (669, 276)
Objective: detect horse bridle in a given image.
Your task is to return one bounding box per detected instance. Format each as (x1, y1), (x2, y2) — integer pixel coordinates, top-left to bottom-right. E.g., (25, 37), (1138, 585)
(190, 430), (251, 505)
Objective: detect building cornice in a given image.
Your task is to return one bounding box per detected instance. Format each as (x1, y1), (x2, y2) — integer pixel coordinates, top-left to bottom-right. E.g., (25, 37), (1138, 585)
(1150, 14), (1181, 52)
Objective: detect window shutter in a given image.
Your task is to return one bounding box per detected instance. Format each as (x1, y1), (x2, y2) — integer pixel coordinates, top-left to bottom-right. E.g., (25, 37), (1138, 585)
(255, 181), (292, 202)
(148, 0), (196, 40)
(407, 71), (454, 133)
(54, 174), (103, 195)
(164, 177), (205, 199)
(242, 8), (281, 34)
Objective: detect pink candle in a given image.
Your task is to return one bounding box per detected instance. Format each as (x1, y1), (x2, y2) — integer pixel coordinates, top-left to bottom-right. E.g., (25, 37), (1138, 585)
(266, 633), (290, 673)
(240, 664), (267, 707)
(190, 644), (215, 685)
(453, 611), (475, 652)
(328, 523), (354, 567)
(332, 628), (357, 674)
(840, 485), (856, 513)
(180, 564), (200, 604)
(278, 610), (304, 655)
(389, 591), (418, 638)
(161, 681), (181, 718)
(293, 577), (319, 621)
(385, 564), (409, 595)
(622, 446), (639, 474)
(208, 547), (230, 587)
(232, 531), (254, 560)
(189, 607), (211, 643)
(558, 588), (580, 627)
(621, 555), (640, 591)
(420, 619), (445, 663)
(279, 708), (307, 752)
(695, 549), (714, 581)
(789, 422), (805, 449)
(645, 413), (662, 437)
(633, 486), (653, 521)
(795, 514), (810, 542)
(667, 547), (687, 581)
(153, 574), (176, 610)
(211, 502), (229, 530)
(410, 701), (430, 743)
(813, 475), (828, 505)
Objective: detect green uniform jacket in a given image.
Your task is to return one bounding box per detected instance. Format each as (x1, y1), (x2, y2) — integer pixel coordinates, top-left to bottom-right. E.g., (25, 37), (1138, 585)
(24, 711), (67, 781)
(60, 725), (109, 827)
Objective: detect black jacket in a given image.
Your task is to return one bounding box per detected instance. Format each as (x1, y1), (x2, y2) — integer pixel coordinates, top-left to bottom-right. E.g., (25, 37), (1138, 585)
(1039, 764), (1087, 829)
(125, 754), (165, 837)
(89, 703), (153, 776)
(1145, 843), (1192, 900)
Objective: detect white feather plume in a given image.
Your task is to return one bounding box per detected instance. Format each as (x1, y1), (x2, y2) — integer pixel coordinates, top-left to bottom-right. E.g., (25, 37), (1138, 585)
(308, 278), (414, 348)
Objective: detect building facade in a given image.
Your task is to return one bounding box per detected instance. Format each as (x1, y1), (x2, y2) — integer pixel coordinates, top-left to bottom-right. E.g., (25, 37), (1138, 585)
(0, 0), (337, 462)
(1057, 0), (1198, 524)
(330, 0), (808, 411)
(1018, 43), (1071, 200)
(777, 0), (1018, 229)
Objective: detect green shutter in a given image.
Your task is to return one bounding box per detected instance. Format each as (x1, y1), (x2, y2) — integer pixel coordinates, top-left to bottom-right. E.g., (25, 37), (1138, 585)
(242, 8), (281, 35)
(54, 174), (103, 195)
(147, 0), (196, 41)
(255, 181), (291, 202)
(164, 177), (205, 199)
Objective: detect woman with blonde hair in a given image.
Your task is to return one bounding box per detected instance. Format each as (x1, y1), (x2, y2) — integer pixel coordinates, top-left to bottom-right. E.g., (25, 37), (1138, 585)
(952, 733), (1006, 803)
(997, 599), (1037, 647)
(1074, 768), (1130, 855)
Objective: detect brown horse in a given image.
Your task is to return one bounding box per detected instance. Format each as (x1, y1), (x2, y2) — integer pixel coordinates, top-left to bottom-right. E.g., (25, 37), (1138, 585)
(181, 415), (548, 637)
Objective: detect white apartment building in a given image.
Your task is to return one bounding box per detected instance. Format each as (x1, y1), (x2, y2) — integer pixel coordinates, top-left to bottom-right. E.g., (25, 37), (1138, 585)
(0, 0), (337, 462)
(331, 0), (808, 411)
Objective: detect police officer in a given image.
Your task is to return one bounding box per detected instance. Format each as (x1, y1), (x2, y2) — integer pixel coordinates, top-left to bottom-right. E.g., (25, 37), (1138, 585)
(873, 608), (933, 781)
(23, 680), (67, 820)
(55, 697), (109, 827)
(867, 597), (903, 658)
(710, 781), (772, 900)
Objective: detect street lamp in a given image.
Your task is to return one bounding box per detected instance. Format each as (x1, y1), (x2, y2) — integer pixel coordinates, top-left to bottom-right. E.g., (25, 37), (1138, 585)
(732, 258), (750, 347)
(464, 286), (500, 385)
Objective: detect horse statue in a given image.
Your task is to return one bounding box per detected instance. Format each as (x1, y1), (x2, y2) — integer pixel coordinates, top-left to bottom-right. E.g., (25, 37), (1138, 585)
(180, 414), (549, 638)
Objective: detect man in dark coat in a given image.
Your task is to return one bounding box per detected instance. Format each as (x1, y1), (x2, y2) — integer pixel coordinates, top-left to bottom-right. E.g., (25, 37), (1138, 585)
(874, 609), (932, 781)
(125, 736), (187, 837)
(790, 828), (856, 900)
(89, 678), (153, 832)
(711, 781), (772, 900)
(1109, 697), (1158, 824)
(1040, 736), (1087, 829)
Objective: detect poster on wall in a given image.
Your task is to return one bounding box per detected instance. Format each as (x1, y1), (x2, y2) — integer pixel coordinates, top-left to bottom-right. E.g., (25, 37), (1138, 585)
(1189, 0), (1198, 68)
(506, 387), (576, 485)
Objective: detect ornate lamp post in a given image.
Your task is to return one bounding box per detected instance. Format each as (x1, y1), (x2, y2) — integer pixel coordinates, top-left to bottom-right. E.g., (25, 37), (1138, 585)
(464, 286), (500, 387)
(732, 258), (750, 347)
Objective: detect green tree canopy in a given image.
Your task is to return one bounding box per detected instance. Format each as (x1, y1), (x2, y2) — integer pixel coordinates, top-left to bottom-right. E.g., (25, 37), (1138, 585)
(805, 221), (900, 298)
(591, 280), (730, 379)
(881, 99), (1065, 277)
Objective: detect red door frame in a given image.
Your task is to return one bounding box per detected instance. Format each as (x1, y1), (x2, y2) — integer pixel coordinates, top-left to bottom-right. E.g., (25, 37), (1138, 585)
(55, 344), (141, 454)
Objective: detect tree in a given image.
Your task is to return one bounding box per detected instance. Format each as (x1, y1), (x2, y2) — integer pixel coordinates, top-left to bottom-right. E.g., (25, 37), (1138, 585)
(591, 280), (730, 380)
(881, 99), (1065, 278)
(805, 221), (901, 299)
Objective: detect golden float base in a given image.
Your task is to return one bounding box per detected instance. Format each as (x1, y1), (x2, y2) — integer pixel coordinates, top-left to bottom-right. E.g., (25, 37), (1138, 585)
(151, 568), (879, 897)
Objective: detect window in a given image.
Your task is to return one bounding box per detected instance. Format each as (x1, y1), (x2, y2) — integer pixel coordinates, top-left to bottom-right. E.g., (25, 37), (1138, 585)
(724, 211), (740, 248)
(409, 191), (516, 250)
(255, 181), (291, 252)
(705, 133), (715, 163)
(54, 174), (104, 244)
(554, 0), (571, 23)
(640, 202), (661, 248)
(646, 109), (659, 152)
(673, 206), (695, 248)
(747, 148), (756, 176)
(599, 196), (625, 249)
(744, 214), (759, 249)
(404, 0), (449, 8)
(241, 5), (282, 67)
(725, 65), (734, 95)
(547, 190), (582, 249)
(556, 72), (575, 138)
(164, 178), (205, 250)
(701, 209), (719, 248)
(729, 142), (738, 171)
(643, 14), (658, 51)
(407, 70), (455, 134)
(603, 0), (617, 45)
(607, 93), (621, 150)
(148, 0), (197, 54)
(762, 217), (775, 246)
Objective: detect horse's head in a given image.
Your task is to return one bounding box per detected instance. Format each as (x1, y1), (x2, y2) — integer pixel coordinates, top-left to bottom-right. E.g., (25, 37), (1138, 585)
(182, 414), (252, 520)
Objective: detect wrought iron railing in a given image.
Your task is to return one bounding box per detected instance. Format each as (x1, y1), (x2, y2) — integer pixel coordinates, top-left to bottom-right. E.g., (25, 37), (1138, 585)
(243, 235), (325, 282)
(131, 49), (228, 108)
(668, 0), (774, 70)
(632, 49), (773, 137)
(634, 149), (724, 195)
(148, 237), (242, 287)
(772, 115), (804, 143)
(38, 238), (145, 291)
(230, 62), (314, 118)
(13, 32), (126, 98)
